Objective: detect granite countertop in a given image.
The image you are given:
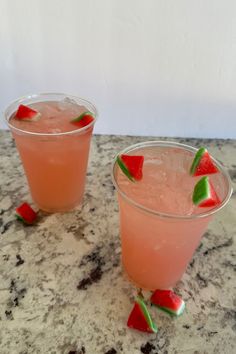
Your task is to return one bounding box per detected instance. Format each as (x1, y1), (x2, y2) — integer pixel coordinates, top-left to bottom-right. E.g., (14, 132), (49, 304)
(0, 130), (235, 354)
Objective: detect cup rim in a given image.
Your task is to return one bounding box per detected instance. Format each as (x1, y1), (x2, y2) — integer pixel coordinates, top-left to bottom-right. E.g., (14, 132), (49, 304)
(4, 92), (98, 137)
(112, 140), (233, 220)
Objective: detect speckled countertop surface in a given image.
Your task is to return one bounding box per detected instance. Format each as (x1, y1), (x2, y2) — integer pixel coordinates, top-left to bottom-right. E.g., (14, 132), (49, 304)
(0, 130), (235, 354)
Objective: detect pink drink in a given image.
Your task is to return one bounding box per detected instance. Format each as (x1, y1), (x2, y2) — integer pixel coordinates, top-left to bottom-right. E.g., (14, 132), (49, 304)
(5, 93), (97, 212)
(112, 142), (232, 290)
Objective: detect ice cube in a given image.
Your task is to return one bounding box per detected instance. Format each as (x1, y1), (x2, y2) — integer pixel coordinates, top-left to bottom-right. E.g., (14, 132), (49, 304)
(58, 97), (80, 112)
(145, 157), (163, 166)
(40, 103), (61, 118)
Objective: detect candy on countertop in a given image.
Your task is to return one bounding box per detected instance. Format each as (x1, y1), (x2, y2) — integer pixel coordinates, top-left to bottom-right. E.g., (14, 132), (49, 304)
(150, 289), (185, 316)
(15, 202), (38, 225)
(127, 296), (158, 333)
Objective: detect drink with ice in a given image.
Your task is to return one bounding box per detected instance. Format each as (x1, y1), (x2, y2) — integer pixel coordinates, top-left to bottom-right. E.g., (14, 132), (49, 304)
(112, 141), (232, 290)
(5, 93), (97, 212)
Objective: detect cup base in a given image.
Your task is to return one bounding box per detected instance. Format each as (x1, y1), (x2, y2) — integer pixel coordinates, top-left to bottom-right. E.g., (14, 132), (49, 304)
(36, 200), (83, 213)
(123, 264), (178, 291)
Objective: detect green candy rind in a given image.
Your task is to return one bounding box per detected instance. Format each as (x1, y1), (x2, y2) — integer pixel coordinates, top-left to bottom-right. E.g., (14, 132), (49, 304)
(15, 213), (27, 224)
(15, 212), (35, 225)
(157, 300), (185, 317)
(190, 147), (207, 175)
(192, 176), (210, 205)
(71, 111), (94, 123)
(136, 296), (158, 333)
(116, 156), (134, 182)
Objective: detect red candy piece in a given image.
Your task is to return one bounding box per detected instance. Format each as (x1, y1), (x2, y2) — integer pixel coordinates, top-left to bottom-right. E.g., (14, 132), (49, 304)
(194, 151), (218, 176)
(71, 111), (94, 128)
(127, 297), (157, 333)
(127, 302), (151, 333)
(15, 202), (37, 224)
(121, 155), (144, 181)
(198, 180), (220, 207)
(192, 176), (221, 208)
(15, 104), (41, 121)
(190, 148), (218, 176)
(150, 289), (185, 316)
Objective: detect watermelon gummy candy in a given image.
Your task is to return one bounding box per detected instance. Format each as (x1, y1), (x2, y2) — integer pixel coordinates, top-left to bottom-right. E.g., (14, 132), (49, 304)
(116, 154), (144, 182)
(71, 111), (94, 128)
(116, 156), (134, 182)
(190, 147), (218, 176)
(15, 202), (37, 224)
(15, 104), (41, 121)
(127, 296), (158, 333)
(121, 155), (144, 180)
(192, 176), (220, 207)
(150, 289), (185, 316)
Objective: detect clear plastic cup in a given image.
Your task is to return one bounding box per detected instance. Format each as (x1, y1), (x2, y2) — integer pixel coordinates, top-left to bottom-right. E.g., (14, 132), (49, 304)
(5, 93), (97, 212)
(112, 141), (232, 290)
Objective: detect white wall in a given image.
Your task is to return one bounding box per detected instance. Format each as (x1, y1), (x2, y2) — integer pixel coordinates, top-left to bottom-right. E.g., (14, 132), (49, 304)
(1, 0), (236, 138)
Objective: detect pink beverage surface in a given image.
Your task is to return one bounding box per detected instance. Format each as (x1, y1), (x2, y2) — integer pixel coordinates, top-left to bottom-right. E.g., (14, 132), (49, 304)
(10, 100), (94, 212)
(116, 145), (226, 289)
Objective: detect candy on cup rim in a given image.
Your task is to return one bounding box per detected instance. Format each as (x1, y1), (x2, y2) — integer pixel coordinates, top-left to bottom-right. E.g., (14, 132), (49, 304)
(116, 154), (144, 182)
(190, 147), (218, 176)
(71, 111), (95, 123)
(5, 93), (98, 137)
(116, 156), (134, 182)
(112, 141), (232, 219)
(192, 176), (220, 207)
(15, 104), (41, 121)
(120, 154), (144, 181)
